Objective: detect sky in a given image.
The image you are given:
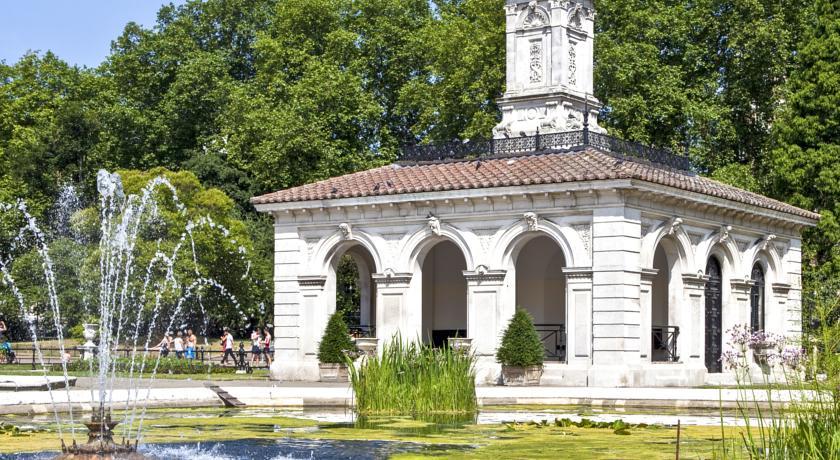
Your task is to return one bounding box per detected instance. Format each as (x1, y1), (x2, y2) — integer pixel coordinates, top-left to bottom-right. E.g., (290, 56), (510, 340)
(0, 1), (185, 68)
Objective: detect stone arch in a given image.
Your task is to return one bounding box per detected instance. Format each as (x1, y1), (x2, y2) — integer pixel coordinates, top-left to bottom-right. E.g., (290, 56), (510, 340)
(648, 235), (686, 362)
(494, 218), (583, 269)
(742, 241), (784, 284)
(696, 234), (740, 277)
(321, 239), (379, 337)
(641, 220), (694, 274)
(746, 246), (783, 334)
(400, 222), (475, 273)
(313, 229), (383, 275)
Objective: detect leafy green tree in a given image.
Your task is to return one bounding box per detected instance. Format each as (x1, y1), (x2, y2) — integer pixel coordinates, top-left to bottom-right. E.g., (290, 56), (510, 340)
(769, 0), (840, 304)
(497, 309), (544, 367)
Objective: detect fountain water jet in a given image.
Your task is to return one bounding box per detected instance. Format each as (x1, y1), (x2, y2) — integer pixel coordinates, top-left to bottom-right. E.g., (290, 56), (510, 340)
(0, 170), (259, 459)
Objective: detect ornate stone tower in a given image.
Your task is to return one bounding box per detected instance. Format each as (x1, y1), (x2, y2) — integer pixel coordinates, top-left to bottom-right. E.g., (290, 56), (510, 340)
(493, 0), (604, 139)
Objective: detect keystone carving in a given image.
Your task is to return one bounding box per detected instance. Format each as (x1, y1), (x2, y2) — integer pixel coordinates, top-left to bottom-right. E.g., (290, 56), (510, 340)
(338, 223), (352, 239)
(716, 225), (732, 244)
(663, 217), (683, 236)
(427, 216), (441, 236)
(523, 212), (539, 231)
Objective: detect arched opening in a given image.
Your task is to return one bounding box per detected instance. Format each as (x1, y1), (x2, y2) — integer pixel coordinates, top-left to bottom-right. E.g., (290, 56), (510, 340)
(651, 244), (678, 362)
(421, 240), (468, 347)
(705, 256), (723, 373)
(750, 263), (765, 332)
(515, 235), (566, 361)
(333, 245), (377, 337)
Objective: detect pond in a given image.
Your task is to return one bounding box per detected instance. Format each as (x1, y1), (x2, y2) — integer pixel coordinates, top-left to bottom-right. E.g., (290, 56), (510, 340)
(0, 407), (751, 459)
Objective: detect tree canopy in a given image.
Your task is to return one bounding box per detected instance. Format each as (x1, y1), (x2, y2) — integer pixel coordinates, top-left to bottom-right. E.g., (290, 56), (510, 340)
(0, 0), (838, 331)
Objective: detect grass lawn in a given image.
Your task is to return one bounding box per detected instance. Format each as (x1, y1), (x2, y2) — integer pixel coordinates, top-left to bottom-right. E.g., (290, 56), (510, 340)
(0, 365), (271, 380)
(0, 408), (747, 459)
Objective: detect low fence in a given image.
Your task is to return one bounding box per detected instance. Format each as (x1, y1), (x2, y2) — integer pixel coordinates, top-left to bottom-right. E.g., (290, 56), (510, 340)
(0, 342), (272, 371)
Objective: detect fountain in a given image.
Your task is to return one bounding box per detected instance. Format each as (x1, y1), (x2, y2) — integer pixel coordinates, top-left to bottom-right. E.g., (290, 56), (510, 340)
(0, 171), (256, 459)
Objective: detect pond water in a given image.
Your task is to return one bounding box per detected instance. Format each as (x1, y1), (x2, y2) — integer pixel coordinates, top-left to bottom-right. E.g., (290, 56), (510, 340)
(0, 438), (468, 460)
(0, 406), (755, 459)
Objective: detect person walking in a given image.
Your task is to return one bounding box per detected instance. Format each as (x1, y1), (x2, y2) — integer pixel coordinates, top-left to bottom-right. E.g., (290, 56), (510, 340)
(262, 326), (272, 367)
(220, 328), (237, 366)
(173, 331), (185, 359)
(185, 328), (197, 360)
(250, 328), (261, 364)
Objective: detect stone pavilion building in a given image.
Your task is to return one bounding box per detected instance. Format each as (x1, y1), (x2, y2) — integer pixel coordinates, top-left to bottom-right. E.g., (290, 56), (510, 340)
(252, 0), (819, 386)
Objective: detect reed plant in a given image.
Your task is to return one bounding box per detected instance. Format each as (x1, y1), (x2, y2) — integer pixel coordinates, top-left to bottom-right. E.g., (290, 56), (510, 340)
(718, 321), (840, 459)
(348, 336), (477, 416)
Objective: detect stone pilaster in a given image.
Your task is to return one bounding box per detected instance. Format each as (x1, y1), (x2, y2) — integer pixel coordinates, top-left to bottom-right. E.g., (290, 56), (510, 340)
(639, 268), (658, 361)
(681, 273), (709, 370)
(270, 227), (311, 381)
(463, 268), (508, 384)
(563, 267), (593, 365)
(371, 272), (414, 346)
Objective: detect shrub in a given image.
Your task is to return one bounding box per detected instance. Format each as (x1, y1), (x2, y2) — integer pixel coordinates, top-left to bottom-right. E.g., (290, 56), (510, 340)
(496, 308), (544, 367)
(348, 336), (476, 416)
(318, 311), (355, 364)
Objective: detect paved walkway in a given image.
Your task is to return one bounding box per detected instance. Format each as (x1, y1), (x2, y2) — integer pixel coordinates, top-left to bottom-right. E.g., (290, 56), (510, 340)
(0, 375), (805, 415)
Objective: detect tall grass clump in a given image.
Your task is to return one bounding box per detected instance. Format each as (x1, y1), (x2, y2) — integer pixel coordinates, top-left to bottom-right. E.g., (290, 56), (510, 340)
(718, 285), (840, 459)
(348, 336), (477, 416)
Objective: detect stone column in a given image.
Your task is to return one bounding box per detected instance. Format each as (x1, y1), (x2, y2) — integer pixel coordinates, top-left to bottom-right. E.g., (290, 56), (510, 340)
(463, 268), (508, 384)
(371, 272), (414, 346)
(639, 269), (658, 361)
(588, 207), (642, 387)
(681, 273), (709, 377)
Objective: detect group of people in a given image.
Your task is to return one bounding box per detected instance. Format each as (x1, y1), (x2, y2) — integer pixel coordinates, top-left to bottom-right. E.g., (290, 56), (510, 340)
(218, 326), (273, 367)
(154, 326), (273, 368)
(155, 328), (198, 359)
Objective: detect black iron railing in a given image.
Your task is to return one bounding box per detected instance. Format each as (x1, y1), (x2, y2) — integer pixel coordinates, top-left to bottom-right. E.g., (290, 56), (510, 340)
(349, 324), (376, 338)
(534, 323), (566, 362)
(398, 129), (693, 172)
(652, 325), (680, 362)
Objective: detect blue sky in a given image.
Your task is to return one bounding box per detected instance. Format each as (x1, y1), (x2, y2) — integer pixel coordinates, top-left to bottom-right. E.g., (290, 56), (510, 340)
(0, 1), (185, 68)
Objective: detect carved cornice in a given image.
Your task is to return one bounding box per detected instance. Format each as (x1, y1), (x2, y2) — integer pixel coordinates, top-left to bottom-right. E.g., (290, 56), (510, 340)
(463, 265), (507, 283)
(682, 272), (710, 289)
(640, 268), (659, 282)
(562, 266), (593, 280)
(297, 275), (327, 288)
(729, 277), (756, 294)
(372, 271), (413, 286)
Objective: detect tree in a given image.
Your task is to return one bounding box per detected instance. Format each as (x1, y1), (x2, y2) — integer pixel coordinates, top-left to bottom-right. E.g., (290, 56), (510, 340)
(769, 0), (840, 300)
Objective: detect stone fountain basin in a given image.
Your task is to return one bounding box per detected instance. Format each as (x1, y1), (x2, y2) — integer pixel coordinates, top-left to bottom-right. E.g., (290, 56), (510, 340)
(0, 376), (77, 392)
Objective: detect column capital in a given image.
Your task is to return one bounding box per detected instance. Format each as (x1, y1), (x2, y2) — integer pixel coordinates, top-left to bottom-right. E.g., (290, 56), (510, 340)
(297, 275), (327, 290)
(372, 271), (413, 287)
(462, 266), (507, 285)
(562, 266), (593, 282)
(729, 277), (756, 294)
(640, 268), (659, 283)
(681, 272), (710, 289)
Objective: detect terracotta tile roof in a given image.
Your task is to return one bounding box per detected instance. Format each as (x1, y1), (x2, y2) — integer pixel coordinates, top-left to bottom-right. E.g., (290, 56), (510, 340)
(251, 148), (819, 221)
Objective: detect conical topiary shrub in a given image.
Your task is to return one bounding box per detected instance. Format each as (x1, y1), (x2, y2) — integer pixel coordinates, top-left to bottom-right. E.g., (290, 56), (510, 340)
(496, 308), (544, 385)
(317, 311), (356, 382)
(318, 311), (355, 363)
